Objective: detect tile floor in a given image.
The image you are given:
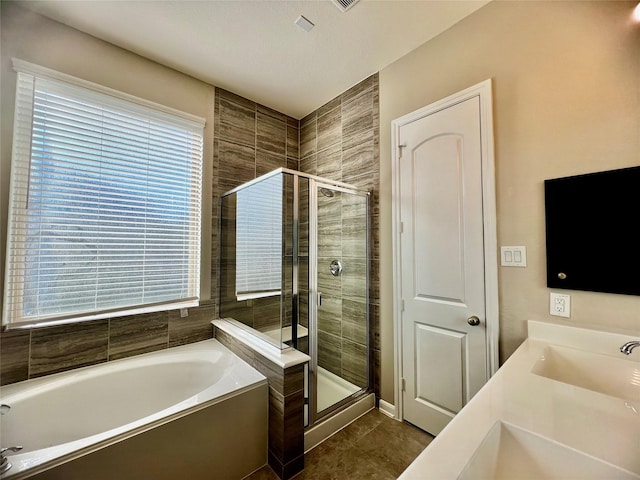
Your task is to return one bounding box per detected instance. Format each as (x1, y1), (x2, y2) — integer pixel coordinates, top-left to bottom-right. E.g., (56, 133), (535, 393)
(246, 409), (434, 480)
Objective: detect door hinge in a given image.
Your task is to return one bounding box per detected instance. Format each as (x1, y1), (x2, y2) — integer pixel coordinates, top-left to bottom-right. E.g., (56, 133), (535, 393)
(398, 143), (407, 158)
(401, 378), (406, 392)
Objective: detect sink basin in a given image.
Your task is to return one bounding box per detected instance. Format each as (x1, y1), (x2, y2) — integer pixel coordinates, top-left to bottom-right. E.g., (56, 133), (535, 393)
(458, 421), (640, 480)
(531, 345), (640, 401)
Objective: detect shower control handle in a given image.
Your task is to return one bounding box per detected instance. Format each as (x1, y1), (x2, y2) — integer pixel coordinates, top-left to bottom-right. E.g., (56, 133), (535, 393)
(467, 315), (480, 326)
(330, 260), (342, 277)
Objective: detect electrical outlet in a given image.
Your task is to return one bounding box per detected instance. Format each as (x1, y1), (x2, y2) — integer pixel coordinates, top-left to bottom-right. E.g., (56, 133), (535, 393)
(550, 292), (570, 318)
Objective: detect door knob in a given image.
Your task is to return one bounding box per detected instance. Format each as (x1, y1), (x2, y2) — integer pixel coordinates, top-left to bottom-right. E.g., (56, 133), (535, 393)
(467, 315), (480, 326)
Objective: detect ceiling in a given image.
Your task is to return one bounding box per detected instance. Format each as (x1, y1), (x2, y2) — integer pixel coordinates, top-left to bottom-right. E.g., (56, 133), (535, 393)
(17, 0), (490, 119)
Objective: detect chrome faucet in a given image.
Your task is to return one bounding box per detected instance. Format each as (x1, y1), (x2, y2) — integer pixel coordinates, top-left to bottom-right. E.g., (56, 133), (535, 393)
(0, 447), (23, 475)
(620, 341), (640, 355)
(0, 405), (23, 474)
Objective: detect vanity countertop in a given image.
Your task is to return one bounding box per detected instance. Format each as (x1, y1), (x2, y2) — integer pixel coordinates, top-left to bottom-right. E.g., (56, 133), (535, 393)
(399, 320), (640, 479)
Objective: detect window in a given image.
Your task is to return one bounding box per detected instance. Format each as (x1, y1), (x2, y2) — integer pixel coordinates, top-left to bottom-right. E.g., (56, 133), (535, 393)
(3, 60), (205, 329)
(235, 174), (283, 300)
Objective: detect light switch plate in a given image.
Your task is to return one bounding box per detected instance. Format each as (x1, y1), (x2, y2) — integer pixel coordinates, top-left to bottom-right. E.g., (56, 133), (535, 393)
(550, 292), (570, 318)
(501, 246), (527, 267)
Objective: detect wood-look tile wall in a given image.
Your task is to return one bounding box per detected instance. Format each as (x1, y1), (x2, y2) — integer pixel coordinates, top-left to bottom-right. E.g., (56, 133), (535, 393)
(214, 327), (305, 479)
(215, 88), (300, 336)
(298, 74), (380, 395)
(0, 305), (215, 385)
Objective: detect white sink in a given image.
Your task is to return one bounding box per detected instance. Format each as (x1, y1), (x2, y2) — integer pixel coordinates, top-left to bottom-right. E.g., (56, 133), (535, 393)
(531, 345), (640, 401)
(458, 421), (640, 480)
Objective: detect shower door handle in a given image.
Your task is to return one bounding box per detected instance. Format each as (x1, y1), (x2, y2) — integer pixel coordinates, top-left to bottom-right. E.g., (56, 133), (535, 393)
(317, 292), (322, 307)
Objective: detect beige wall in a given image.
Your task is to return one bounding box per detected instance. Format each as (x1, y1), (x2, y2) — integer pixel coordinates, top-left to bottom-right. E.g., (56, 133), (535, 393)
(379, 0), (640, 403)
(0, 2), (215, 304)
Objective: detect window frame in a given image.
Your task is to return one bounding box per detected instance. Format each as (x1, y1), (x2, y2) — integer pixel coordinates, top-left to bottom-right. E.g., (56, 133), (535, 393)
(2, 59), (206, 330)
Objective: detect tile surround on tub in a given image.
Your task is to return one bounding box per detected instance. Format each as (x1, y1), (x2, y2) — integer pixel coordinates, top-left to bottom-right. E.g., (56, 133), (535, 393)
(0, 330), (30, 385)
(0, 305), (217, 386)
(168, 304), (216, 347)
(109, 311), (168, 361)
(30, 320), (109, 378)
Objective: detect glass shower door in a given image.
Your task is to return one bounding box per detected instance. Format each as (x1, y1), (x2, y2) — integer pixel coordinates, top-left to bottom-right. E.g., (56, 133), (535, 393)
(310, 181), (369, 421)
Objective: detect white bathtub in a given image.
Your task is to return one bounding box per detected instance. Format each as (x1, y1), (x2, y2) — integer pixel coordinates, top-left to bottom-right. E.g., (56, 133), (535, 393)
(0, 339), (268, 480)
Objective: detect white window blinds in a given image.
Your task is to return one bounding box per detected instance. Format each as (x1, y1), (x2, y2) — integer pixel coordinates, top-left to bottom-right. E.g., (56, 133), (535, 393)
(235, 174), (283, 298)
(3, 62), (204, 329)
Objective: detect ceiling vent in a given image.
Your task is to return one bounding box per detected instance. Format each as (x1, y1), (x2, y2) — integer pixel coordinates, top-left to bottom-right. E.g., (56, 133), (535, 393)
(331, 0), (360, 13)
(295, 15), (315, 32)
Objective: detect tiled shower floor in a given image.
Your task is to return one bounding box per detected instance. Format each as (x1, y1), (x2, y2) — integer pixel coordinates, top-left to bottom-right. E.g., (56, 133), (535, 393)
(245, 409), (434, 480)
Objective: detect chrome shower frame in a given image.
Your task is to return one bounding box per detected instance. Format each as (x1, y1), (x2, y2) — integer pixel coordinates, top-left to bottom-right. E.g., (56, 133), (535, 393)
(308, 177), (370, 426)
(220, 167), (371, 428)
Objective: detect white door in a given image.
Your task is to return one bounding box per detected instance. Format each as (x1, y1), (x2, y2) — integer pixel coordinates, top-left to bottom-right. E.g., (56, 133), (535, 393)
(397, 95), (490, 435)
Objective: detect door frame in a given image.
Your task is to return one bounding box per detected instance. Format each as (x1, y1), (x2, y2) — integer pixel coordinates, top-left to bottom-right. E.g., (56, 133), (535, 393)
(391, 79), (499, 421)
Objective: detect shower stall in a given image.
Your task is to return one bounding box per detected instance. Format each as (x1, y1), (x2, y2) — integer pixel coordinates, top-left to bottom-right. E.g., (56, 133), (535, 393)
(220, 168), (370, 427)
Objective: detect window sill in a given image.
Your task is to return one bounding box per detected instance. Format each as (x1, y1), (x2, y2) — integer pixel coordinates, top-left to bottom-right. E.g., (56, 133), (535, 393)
(236, 291), (281, 302)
